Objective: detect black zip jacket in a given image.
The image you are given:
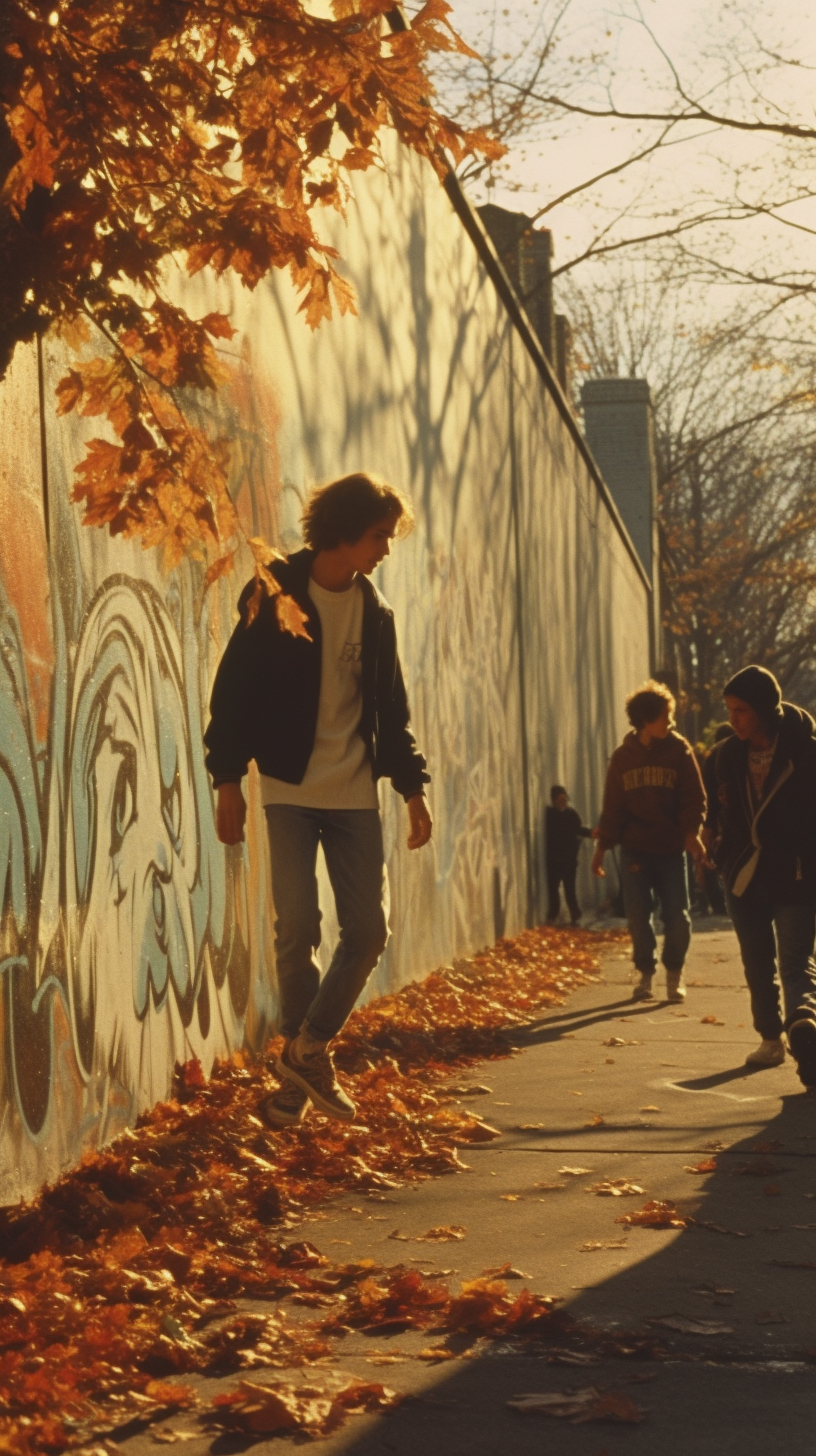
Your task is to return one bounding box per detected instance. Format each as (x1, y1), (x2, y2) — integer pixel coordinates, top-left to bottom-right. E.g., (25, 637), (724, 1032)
(204, 549), (429, 801)
(706, 702), (816, 901)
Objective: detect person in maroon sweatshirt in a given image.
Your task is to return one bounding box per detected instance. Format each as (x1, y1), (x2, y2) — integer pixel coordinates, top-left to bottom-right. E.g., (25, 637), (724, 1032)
(592, 681), (706, 1002)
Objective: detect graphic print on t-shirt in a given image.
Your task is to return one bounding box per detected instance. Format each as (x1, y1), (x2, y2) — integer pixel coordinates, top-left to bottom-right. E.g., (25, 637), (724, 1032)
(260, 578), (378, 809)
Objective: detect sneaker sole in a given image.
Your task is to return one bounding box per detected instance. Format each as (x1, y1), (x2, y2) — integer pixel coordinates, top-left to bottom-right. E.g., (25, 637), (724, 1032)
(744, 1051), (785, 1067)
(788, 1019), (816, 1087)
(258, 1091), (309, 1127)
(274, 1052), (356, 1121)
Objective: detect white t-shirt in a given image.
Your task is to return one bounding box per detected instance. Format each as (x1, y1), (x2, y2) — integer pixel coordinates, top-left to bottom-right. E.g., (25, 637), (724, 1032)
(260, 576), (378, 809)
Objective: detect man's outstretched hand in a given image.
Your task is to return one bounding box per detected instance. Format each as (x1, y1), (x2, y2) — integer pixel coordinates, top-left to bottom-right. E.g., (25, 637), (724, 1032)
(217, 782), (247, 845)
(407, 794), (432, 850)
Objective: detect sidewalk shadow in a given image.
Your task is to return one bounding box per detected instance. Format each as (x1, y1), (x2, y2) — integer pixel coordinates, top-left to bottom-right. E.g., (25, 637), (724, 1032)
(510, 998), (661, 1048)
(318, 1085), (816, 1456)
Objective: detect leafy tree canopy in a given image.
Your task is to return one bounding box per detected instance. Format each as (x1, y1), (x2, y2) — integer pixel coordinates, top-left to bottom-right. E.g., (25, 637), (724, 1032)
(0, 0), (496, 601)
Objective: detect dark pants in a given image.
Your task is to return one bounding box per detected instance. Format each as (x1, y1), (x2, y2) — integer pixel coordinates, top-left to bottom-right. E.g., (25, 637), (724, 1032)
(546, 859), (580, 923)
(621, 848), (691, 975)
(725, 882), (816, 1039)
(265, 805), (388, 1041)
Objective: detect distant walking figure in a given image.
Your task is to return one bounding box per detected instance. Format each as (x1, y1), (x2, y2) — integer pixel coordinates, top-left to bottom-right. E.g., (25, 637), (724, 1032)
(707, 665), (816, 1087)
(592, 681), (706, 1003)
(545, 785), (592, 925)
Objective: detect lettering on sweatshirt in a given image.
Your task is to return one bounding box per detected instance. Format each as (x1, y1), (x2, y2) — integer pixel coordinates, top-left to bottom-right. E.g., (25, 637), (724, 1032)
(622, 765), (678, 791)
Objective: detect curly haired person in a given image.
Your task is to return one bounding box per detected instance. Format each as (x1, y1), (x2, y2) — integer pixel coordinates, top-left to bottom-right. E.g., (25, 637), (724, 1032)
(592, 681), (706, 1003)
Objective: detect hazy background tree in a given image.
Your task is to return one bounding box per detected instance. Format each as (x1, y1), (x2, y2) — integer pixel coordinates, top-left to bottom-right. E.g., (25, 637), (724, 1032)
(438, 0), (816, 725)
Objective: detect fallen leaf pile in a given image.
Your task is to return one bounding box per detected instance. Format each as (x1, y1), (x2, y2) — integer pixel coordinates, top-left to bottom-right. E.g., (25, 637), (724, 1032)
(0, 926), (623, 1455)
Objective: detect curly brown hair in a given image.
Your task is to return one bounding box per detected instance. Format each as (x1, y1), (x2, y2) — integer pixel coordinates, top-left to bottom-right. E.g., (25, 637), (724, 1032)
(301, 472), (414, 552)
(625, 679), (676, 730)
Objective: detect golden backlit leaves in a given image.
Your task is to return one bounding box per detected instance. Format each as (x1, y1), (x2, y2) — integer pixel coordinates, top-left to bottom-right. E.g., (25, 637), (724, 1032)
(1, 1), (501, 573)
(0, 925), (625, 1456)
(245, 535), (311, 638)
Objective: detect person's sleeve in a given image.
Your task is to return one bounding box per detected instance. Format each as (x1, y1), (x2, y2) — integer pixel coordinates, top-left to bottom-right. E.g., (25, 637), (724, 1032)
(596, 756), (626, 850)
(380, 627), (430, 801)
(678, 746), (706, 838)
(203, 581), (259, 787)
(702, 752), (720, 832)
(569, 807), (592, 839)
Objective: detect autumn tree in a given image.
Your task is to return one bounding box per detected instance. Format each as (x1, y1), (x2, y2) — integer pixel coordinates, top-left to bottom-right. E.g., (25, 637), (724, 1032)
(562, 265), (816, 730)
(0, 0), (496, 610)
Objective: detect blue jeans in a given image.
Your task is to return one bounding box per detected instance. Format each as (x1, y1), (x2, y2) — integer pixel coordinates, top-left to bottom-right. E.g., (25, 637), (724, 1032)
(620, 848), (691, 976)
(264, 806), (388, 1041)
(725, 883), (816, 1039)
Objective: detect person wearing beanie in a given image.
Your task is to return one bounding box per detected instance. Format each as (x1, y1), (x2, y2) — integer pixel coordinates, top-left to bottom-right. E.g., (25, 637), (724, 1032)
(545, 785), (593, 925)
(592, 681), (706, 1003)
(705, 664), (816, 1087)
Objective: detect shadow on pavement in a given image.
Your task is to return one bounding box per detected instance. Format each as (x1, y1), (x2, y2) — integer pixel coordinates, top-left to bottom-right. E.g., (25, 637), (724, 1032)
(326, 1082), (816, 1455)
(510, 999), (659, 1047)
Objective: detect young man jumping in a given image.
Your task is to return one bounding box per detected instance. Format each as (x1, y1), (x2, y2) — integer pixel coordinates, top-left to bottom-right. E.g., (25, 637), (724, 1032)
(592, 680), (706, 1002)
(708, 664), (816, 1087)
(204, 472), (432, 1126)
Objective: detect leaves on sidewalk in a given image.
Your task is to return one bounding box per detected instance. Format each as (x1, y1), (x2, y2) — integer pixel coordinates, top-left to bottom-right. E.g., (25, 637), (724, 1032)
(204, 1376), (400, 1437)
(615, 1201), (690, 1229)
(648, 1315), (733, 1335)
(0, 924), (627, 1456)
(508, 1387), (644, 1423)
(587, 1180), (646, 1197)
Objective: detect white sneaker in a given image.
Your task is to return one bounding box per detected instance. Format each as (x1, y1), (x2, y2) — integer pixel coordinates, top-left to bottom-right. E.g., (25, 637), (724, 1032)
(745, 1038), (785, 1067)
(631, 974), (654, 1002)
(666, 972), (686, 1003)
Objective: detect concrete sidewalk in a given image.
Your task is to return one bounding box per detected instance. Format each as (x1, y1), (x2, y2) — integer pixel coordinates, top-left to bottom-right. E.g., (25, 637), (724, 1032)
(124, 925), (816, 1455)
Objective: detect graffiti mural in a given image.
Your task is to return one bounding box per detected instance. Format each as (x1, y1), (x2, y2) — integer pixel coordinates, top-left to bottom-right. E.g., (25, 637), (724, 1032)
(0, 136), (651, 1205)
(0, 437), (256, 1200)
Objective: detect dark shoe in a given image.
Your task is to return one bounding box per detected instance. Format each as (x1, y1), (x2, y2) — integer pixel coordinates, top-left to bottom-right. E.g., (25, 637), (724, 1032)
(276, 1041), (356, 1121)
(745, 1037), (785, 1067)
(258, 1078), (310, 1127)
(788, 1018), (816, 1088)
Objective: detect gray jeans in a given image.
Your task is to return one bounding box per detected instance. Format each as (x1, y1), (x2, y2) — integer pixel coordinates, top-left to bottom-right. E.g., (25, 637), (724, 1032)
(264, 805), (388, 1041)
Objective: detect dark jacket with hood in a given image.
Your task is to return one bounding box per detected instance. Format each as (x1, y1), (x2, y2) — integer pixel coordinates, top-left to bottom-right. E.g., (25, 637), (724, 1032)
(706, 702), (816, 901)
(204, 549), (429, 801)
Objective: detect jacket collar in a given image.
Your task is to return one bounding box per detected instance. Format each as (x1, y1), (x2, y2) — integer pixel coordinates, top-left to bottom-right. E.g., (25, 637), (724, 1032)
(279, 547), (386, 615)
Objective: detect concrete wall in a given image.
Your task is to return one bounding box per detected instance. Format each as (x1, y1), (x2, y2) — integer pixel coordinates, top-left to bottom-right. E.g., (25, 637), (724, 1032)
(0, 138), (650, 1204)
